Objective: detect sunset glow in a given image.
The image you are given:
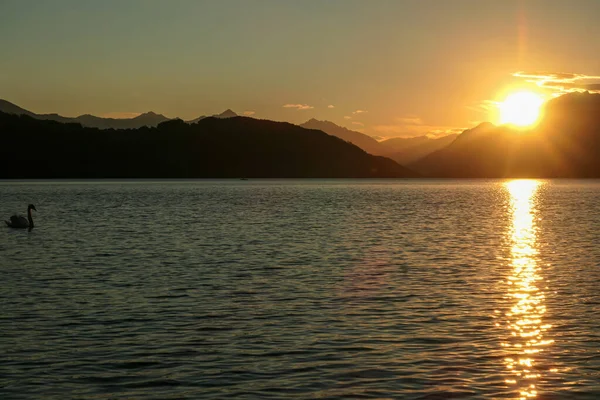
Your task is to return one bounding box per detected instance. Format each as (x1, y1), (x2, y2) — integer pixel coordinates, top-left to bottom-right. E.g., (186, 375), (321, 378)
(499, 92), (545, 127)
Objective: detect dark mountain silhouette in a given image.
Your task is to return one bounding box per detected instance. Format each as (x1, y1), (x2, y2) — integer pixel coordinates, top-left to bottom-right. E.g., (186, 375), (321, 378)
(300, 119), (391, 156)
(381, 134), (459, 164)
(0, 112), (418, 178)
(299, 118), (457, 165)
(75, 111), (170, 129)
(0, 99), (36, 117)
(0, 99), (75, 124)
(186, 115), (206, 124)
(0, 100), (446, 166)
(0, 99), (169, 129)
(187, 109), (238, 124)
(411, 92), (600, 178)
(0, 99), (245, 129)
(215, 109), (238, 118)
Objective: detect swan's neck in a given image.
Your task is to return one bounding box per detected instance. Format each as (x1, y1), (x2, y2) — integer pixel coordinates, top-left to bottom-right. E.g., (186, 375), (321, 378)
(28, 209), (33, 228)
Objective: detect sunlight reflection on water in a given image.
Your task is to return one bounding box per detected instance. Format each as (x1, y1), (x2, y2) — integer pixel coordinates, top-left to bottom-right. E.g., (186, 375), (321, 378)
(502, 180), (553, 399)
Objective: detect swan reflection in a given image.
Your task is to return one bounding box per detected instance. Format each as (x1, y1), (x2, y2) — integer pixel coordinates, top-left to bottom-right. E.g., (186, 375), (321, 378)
(502, 180), (552, 399)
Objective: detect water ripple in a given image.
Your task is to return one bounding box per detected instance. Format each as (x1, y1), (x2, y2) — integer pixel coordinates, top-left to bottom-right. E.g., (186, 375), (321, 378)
(1, 179), (600, 399)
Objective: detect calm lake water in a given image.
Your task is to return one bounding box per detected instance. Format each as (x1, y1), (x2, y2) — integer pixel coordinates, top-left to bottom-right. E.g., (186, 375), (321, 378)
(1, 179), (600, 399)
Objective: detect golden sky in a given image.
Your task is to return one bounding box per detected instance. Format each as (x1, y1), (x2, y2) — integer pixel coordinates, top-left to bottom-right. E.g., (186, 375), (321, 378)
(1, 0), (599, 138)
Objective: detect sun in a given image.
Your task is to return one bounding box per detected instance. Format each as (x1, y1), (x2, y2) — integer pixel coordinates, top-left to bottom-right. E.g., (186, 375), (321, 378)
(498, 91), (545, 127)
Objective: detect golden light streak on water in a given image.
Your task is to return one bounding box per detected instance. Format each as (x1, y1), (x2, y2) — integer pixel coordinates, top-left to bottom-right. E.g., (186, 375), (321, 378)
(502, 180), (553, 399)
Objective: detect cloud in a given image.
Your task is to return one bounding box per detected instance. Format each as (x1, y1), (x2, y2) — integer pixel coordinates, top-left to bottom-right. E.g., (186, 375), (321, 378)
(343, 116), (352, 120)
(283, 104), (314, 110)
(513, 71), (600, 94)
(243, 111), (255, 116)
(514, 71), (585, 81)
(327, 105), (335, 109)
(352, 121), (364, 126)
(542, 81), (600, 92)
(352, 109), (367, 114)
(102, 112), (142, 119)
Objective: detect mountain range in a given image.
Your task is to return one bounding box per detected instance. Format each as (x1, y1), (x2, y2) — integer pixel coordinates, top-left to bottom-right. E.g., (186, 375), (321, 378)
(0, 99), (457, 164)
(0, 99), (239, 130)
(0, 99), (170, 129)
(300, 118), (458, 164)
(186, 109), (239, 124)
(0, 111), (417, 178)
(301, 92), (600, 178)
(2, 91), (600, 178)
(300, 118), (390, 156)
(379, 134), (459, 165)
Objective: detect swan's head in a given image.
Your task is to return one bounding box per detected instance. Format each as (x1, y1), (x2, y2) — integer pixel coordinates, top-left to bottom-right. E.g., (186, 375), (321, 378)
(28, 204), (37, 211)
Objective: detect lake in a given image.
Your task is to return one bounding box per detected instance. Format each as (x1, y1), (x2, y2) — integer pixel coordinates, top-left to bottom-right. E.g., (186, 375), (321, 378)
(1, 179), (600, 399)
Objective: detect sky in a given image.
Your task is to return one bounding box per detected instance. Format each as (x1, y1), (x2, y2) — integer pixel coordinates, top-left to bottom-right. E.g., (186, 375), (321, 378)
(1, 0), (599, 138)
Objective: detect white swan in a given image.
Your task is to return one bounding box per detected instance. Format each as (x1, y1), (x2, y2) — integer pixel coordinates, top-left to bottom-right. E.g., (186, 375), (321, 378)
(5, 204), (36, 229)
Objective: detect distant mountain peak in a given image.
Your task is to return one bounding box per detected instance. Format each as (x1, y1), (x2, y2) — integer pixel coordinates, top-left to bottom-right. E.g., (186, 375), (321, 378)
(303, 118), (347, 130)
(474, 121), (495, 130)
(187, 109), (237, 124)
(135, 111), (165, 118)
(300, 118), (390, 156)
(216, 109), (238, 118)
(0, 99), (35, 116)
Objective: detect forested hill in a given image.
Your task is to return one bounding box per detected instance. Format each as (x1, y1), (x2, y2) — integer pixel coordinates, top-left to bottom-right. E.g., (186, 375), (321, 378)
(0, 112), (418, 178)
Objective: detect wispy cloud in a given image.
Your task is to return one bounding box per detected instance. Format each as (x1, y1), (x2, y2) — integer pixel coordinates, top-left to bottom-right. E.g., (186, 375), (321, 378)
(327, 105), (335, 109)
(102, 112), (142, 119)
(283, 104), (314, 110)
(352, 109), (367, 114)
(243, 111), (255, 116)
(514, 71), (584, 81)
(343, 116), (352, 120)
(543, 82), (600, 91)
(352, 121), (364, 126)
(513, 71), (600, 94)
